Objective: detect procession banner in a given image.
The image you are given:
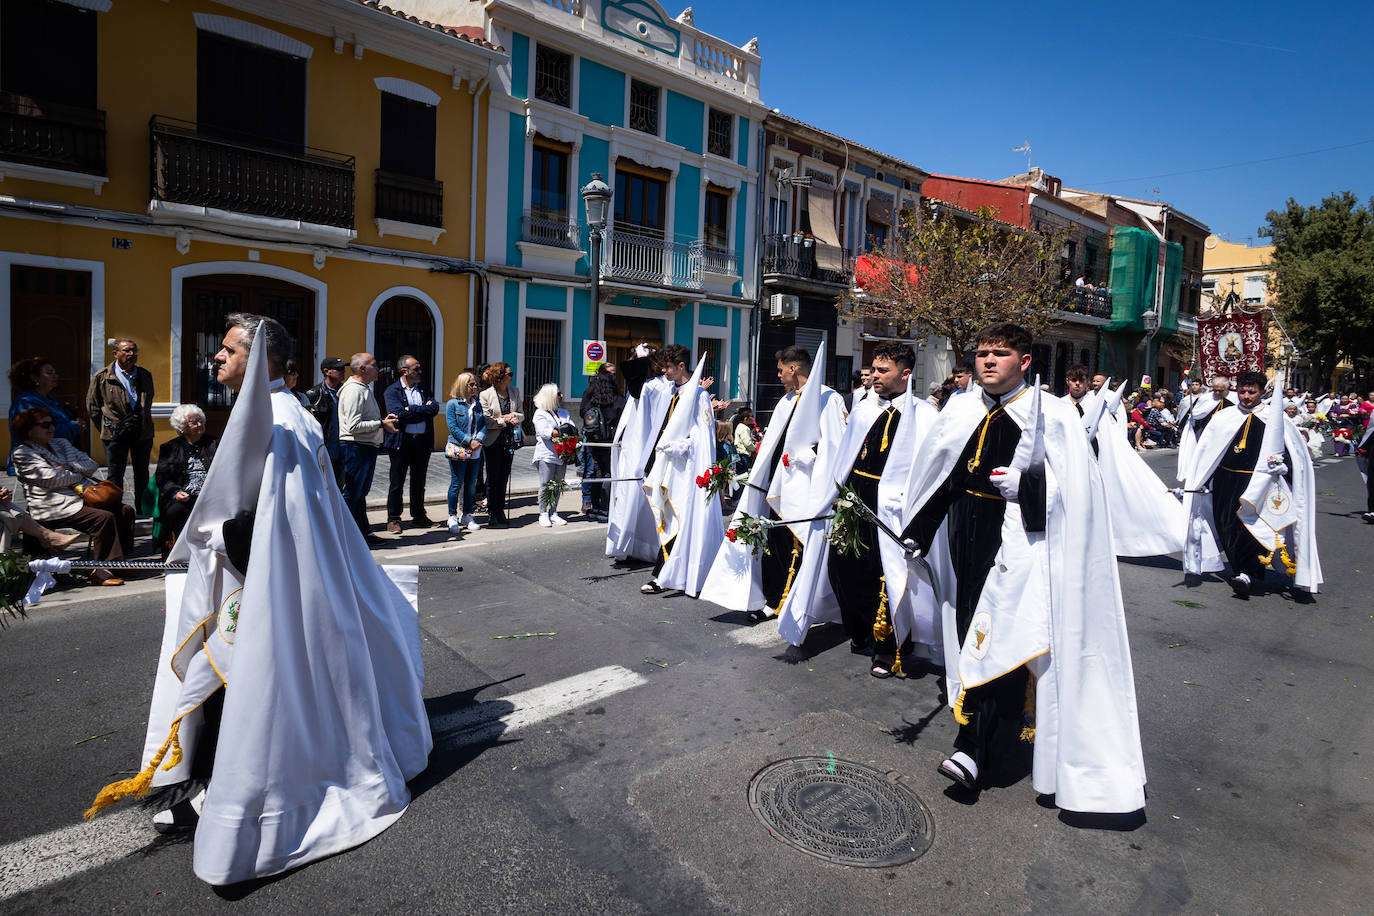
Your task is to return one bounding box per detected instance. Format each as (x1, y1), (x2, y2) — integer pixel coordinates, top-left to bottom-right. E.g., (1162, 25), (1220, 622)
(1196, 311), (1264, 383)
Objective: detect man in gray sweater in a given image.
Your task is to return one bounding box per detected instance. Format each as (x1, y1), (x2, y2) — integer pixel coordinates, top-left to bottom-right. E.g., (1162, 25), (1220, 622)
(337, 353), (396, 545)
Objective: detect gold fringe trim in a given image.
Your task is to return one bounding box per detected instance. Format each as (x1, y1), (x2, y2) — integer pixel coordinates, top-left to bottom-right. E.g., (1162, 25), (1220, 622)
(775, 535), (802, 610)
(1019, 727), (1036, 743)
(83, 717), (184, 819)
(1257, 543), (1298, 576)
(871, 576), (892, 643)
(952, 690), (970, 725)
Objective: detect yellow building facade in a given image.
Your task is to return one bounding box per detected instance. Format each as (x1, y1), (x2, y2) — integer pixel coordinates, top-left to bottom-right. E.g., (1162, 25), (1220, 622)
(1, 0), (504, 455)
(1201, 237), (1273, 312)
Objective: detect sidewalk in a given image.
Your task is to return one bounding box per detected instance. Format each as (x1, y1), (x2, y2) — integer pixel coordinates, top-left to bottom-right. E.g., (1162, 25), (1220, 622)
(1, 446), (556, 517)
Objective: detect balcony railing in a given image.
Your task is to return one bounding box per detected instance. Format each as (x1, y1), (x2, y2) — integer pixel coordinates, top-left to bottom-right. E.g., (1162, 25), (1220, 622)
(762, 234), (852, 286)
(150, 116), (355, 229)
(521, 210), (581, 249)
(1060, 285), (1114, 319)
(0, 91), (106, 175)
(598, 224), (738, 290)
(375, 169), (442, 227)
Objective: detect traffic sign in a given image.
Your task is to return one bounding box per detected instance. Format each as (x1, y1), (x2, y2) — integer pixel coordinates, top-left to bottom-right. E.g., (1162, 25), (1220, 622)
(584, 339), (607, 375)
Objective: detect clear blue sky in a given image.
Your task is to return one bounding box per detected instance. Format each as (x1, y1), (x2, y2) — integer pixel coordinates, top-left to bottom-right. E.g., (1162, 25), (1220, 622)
(695, 0), (1374, 242)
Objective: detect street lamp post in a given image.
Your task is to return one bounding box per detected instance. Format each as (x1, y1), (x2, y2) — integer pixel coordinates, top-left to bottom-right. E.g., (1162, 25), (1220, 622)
(581, 173), (612, 344)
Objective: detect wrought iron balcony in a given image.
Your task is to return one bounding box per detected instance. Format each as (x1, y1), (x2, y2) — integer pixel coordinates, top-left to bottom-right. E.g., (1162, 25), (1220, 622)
(0, 90), (106, 175)
(762, 234), (852, 286)
(1060, 285), (1114, 320)
(149, 116), (355, 229)
(521, 210), (582, 249)
(598, 224), (737, 290)
(375, 169), (442, 228)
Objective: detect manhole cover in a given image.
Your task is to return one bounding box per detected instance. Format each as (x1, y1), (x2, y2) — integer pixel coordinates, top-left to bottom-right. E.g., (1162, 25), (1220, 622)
(748, 756), (933, 867)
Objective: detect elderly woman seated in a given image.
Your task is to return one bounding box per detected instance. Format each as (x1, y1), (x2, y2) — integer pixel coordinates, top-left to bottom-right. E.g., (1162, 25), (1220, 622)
(11, 407), (133, 586)
(155, 404), (218, 557)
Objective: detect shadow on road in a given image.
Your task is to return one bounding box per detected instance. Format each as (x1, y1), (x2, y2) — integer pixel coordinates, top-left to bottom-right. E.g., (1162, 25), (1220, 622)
(776, 623), (849, 664)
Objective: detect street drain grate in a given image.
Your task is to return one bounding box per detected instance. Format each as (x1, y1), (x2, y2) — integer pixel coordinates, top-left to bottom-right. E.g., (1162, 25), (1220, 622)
(747, 756), (933, 867)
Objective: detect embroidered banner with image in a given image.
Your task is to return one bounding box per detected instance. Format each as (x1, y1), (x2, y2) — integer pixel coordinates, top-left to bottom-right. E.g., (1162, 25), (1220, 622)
(1197, 310), (1264, 382)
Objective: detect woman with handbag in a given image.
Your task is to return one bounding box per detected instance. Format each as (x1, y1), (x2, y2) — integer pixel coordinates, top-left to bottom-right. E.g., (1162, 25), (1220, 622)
(445, 371), (487, 535)
(10, 407), (133, 586)
(531, 383), (574, 527)
(478, 361), (523, 528)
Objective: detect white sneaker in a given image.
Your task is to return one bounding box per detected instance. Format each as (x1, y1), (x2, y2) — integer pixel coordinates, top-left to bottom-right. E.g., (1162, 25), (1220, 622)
(550, 513), (567, 526)
(446, 516), (461, 534)
(463, 514), (480, 533)
(538, 512), (553, 528)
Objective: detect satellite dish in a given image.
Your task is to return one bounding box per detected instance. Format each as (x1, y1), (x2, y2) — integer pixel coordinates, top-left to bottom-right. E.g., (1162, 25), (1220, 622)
(1204, 234), (1220, 250)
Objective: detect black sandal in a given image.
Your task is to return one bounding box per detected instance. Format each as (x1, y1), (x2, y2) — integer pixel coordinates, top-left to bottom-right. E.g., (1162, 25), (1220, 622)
(871, 663), (895, 679)
(745, 609), (770, 624)
(938, 756), (978, 790)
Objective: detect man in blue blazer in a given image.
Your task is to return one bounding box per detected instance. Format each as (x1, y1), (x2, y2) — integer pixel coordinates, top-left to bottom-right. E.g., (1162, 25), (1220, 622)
(383, 355), (441, 531)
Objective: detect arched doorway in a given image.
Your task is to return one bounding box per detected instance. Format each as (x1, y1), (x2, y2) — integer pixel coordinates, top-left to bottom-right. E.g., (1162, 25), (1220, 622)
(372, 296), (436, 399)
(180, 273), (315, 434)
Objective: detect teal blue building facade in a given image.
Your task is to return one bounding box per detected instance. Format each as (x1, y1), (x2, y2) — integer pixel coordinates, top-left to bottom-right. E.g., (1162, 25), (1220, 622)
(424, 0), (764, 407)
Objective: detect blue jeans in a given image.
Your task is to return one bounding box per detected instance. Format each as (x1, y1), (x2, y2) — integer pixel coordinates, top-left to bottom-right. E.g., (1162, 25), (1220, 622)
(448, 453), (482, 517)
(340, 441), (379, 536)
(579, 447), (597, 503)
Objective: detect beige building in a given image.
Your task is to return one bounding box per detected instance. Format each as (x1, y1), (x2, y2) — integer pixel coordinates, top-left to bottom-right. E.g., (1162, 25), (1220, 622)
(1201, 238), (1272, 312)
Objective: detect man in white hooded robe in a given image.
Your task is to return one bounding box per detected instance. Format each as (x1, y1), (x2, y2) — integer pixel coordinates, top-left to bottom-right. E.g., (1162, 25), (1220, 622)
(84, 314), (431, 886)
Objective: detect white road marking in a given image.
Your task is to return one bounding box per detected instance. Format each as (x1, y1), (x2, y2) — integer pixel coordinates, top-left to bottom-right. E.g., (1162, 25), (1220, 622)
(0, 810), (147, 902)
(0, 664), (647, 900)
(728, 620), (783, 647)
(429, 664), (648, 749)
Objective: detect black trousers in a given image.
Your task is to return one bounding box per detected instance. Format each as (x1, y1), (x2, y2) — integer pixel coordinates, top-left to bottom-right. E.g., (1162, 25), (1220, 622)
(104, 434), (152, 512)
(760, 519), (801, 609)
(484, 444), (514, 524)
(828, 526), (883, 650)
(652, 534), (676, 578)
(1212, 469), (1267, 579)
(946, 491), (1029, 770)
(386, 433), (433, 522)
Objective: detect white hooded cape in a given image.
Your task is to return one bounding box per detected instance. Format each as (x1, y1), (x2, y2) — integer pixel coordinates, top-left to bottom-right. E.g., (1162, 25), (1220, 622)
(1087, 405), (1186, 557)
(697, 387), (799, 612)
(1182, 395), (1322, 592)
(93, 340), (432, 885)
(643, 358), (725, 595)
(903, 384), (1147, 814)
(1177, 392), (1235, 483)
(606, 375), (673, 562)
(777, 384), (941, 661)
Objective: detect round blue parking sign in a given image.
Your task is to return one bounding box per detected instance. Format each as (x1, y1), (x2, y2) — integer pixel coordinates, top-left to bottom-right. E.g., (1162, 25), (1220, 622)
(586, 342), (604, 361)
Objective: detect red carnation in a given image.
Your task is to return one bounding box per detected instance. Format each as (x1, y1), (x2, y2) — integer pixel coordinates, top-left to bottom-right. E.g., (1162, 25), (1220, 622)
(725, 528), (738, 542)
(781, 453), (790, 468)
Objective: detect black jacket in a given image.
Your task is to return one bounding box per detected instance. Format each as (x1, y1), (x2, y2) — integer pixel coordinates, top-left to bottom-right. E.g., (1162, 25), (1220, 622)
(305, 381), (341, 441)
(155, 435), (219, 507)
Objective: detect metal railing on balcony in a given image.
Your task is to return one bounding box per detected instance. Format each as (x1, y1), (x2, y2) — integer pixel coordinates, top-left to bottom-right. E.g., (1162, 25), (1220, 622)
(521, 210), (582, 249)
(375, 169), (442, 228)
(698, 243), (738, 276)
(150, 116), (355, 229)
(1060, 285), (1114, 320)
(600, 223), (739, 290)
(0, 91), (106, 175)
(761, 234), (851, 286)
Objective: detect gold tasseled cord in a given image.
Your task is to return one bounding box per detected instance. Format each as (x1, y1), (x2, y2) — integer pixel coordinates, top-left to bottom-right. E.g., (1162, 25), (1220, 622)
(775, 534), (803, 610)
(84, 717), (185, 819)
(871, 576), (892, 643)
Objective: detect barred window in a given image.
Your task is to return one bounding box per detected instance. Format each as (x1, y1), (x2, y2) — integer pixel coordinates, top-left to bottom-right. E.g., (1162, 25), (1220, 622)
(707, 108), (732, 158)
(629, 79), (659, 135)
(534, 44), (571, 107)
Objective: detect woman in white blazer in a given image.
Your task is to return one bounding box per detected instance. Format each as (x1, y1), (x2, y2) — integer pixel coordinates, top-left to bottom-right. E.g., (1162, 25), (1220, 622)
(531, 383), (573, 527)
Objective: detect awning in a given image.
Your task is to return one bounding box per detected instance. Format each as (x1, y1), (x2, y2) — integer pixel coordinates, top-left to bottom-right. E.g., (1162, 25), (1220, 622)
(805, 185), (845, 273)
(854, 254), (921, 299)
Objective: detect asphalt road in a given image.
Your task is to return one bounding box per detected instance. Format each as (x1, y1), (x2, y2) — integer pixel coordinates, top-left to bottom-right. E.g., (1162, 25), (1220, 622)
(1, 452), (1371, 915)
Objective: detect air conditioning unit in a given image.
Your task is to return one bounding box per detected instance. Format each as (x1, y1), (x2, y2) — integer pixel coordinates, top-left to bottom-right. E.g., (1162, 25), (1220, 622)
(768, 293), (799, 320)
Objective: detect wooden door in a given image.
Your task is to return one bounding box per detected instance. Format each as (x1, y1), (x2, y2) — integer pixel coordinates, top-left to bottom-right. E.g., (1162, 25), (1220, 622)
(9, 265), (92, 450)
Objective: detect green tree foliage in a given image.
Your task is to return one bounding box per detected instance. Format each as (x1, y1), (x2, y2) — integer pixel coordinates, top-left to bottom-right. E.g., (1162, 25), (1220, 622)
(1262, 192), (1374, 384)
(840, 204), (1070, 358)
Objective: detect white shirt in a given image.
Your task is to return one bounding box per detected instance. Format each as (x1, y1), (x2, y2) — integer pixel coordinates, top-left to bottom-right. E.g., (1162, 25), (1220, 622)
(113, 362), (138, 410)
(402, 381), (426, 434)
